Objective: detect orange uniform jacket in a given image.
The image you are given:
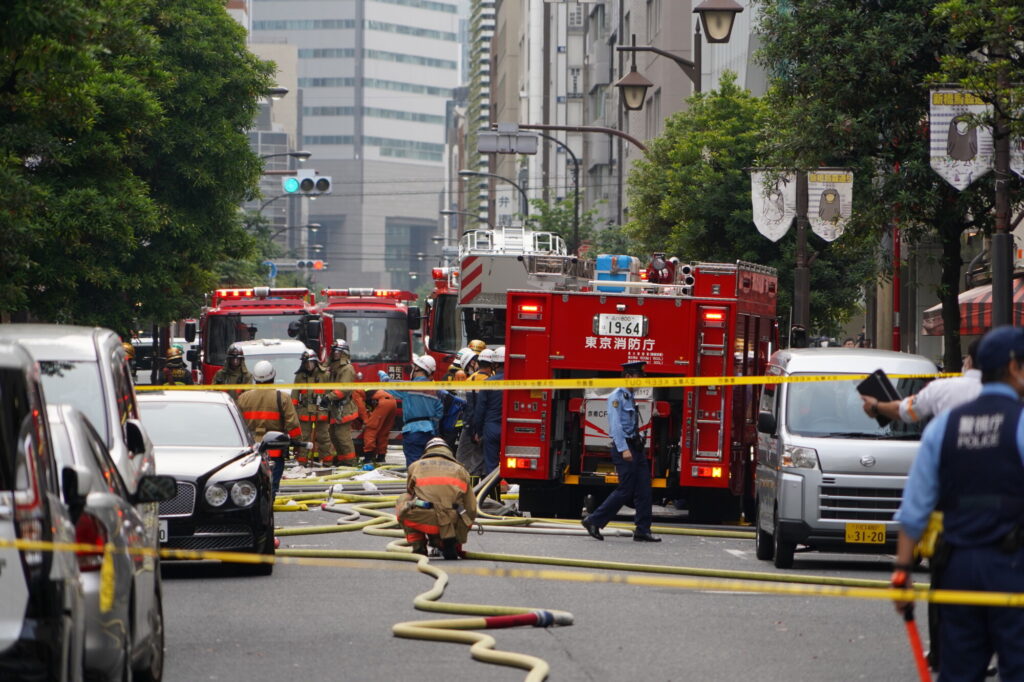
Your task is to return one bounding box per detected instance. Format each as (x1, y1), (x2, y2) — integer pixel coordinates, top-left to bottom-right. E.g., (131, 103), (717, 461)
(396, 447), (478, 543)
(237, 387), (302, 451)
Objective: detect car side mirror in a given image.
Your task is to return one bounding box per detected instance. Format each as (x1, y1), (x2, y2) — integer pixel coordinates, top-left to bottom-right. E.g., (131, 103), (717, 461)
(407, 306), (422, 331)
(756, 411), (777, 435)
(125, 419), (151, 456)
(133, 475), (177, 504)
(184, 321), (197, 343)
(62, 465), (92, 522)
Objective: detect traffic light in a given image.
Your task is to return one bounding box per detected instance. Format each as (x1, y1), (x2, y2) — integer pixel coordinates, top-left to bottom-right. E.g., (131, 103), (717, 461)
(282, 171), (331, 195)
(297, 260), (328, 271)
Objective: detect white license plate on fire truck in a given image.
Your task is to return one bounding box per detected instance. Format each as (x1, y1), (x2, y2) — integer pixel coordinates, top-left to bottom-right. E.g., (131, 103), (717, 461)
(597, 314), (645, 337)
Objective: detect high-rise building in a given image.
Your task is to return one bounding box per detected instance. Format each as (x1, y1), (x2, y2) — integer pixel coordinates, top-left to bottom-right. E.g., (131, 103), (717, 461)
(252, 0), (462, 290)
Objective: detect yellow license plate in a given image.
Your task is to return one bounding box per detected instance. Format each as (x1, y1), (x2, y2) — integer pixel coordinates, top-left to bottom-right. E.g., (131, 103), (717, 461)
(845, 523), (886, 544)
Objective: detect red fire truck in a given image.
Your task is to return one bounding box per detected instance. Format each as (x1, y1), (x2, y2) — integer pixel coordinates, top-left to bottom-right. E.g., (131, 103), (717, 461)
(424, 225), (591, 377)
(501, 260), (778, 523)
(317, 289), (421, 380)
(191, 287), (319, 383)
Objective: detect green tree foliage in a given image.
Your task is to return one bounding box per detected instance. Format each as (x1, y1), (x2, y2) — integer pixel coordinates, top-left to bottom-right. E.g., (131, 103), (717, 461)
(527, 192), (608, 257)
(754, 0), (1019, 367)
(626, 73), (875, 335)
(0, 0), (272, 333)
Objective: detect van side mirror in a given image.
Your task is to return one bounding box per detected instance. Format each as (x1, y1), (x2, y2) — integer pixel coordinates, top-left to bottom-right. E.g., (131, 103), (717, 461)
(125, 419), (151, 456)
(407, 306), (422, 331)
(62, 465), (92, 522)
(184, 321), (197, 343)
(756, 411), (777, 435)
(306, 318), (321, 340)
(133, 475), (177, 504)
(186, 349), (198, 364)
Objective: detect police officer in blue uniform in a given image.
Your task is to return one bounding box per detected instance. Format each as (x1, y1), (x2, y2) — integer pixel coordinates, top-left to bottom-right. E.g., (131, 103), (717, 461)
(893, 325), (1024, 681)
(581, 361), (660, 542)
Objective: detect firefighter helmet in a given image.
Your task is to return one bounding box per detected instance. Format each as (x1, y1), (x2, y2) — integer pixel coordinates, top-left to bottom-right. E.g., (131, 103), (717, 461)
(166, 347), (183, 361)
(412, 354), (436, 375)
(468, 339), (486, 353)
(122, 342), (135, 360)
(301, 349), (318, 364)
(423, 437), (454, 459)
(477, 348), (496, 365)
(227, 345), (244, 358)
(456, 347), (478, 371)
(492, 346), (506, 364)
(252, 360), (276, 383)
(331, 339), (350, 356)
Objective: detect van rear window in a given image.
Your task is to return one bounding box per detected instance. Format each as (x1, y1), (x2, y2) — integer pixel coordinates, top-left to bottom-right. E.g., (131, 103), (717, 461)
(0, 368), (30, 490)
(39, 361), (110, 446)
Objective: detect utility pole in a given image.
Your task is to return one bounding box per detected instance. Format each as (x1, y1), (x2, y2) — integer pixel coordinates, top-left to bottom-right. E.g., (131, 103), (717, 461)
(991, 43), (1013, 327)
(792, 171), (810, 348)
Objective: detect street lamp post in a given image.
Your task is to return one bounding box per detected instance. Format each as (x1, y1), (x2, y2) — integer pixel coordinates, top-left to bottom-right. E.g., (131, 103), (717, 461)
(260, 150), (312, 163)
(458, 169), (530, 219)
(528, 131), (581, 254)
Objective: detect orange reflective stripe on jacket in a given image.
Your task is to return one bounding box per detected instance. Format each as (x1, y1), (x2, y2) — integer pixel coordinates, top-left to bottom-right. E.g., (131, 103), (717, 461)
(403, 518), (440, 535)
(244, 410), (281, 421)
(415, 476), (468, 492)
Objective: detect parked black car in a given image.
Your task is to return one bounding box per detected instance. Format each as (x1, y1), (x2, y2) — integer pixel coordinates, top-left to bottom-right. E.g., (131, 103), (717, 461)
(136, 391), (275, 575)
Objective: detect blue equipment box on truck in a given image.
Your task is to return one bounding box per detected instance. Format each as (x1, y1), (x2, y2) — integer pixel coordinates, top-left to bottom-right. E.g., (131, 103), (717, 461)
(594, 254), (641, 293)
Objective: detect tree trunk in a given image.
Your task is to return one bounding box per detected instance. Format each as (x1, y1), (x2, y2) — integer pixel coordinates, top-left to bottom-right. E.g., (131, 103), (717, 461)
(938, 187), (964, 372)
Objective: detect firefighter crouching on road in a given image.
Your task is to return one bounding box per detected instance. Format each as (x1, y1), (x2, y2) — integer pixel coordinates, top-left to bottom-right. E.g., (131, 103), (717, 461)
(292, 349), (333, 466)
(213, 344), (254, 399)
(362, 389), (398, 465)
(892, 325), (1024, 681)
(238, 360), (305, 494)
(160, 347), (193, 385)
(396, 437), (478, 559)
(326, 339), (359, 466)
(378, 354), (443, 466)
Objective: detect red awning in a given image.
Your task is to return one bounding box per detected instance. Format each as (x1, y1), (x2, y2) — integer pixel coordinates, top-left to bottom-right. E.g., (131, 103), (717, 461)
(921, 279), (1024, 336)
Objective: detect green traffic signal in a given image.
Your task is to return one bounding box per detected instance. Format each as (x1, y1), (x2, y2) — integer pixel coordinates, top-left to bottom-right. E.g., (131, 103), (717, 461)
(283, 177), (300, 193)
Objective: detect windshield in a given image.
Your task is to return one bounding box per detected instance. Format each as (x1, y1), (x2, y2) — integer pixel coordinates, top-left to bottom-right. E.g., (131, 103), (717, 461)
(205, 313), (304, 366)
(251, 352), (305, 383)
(138, 400), (246, 447)
(460, 307), (506, 347)
(786, 375), (930, 439)
(332, 313), (411, 363)
(429, 293), (459, 354)
(38, 361), (111, 446)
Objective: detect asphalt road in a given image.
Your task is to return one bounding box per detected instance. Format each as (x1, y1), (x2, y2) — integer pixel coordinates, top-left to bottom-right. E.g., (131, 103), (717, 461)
(161, 472), (924, 681)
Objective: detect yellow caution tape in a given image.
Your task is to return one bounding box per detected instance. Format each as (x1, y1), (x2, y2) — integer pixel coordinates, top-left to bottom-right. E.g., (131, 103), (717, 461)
(136, 372), (957, 393)
(99, 541), (115, 614)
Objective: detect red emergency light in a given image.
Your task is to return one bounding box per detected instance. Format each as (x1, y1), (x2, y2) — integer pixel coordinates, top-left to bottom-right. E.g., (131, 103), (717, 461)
(321, 288), (417, 301)
(703, 311), (725, 321)
(505, 457), (538, 470)
(212, 287), (311, 305)
(692, 466), (723, 478)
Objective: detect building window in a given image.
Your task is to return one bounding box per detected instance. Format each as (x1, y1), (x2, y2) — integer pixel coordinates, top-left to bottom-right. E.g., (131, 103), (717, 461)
(646, 0), (660, 40)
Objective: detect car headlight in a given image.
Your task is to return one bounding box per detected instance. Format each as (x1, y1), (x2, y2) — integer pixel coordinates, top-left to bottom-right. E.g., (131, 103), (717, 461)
(230, 480), (258, 508)
(781, 445), (819, 470)
(205, 483), (228, 507)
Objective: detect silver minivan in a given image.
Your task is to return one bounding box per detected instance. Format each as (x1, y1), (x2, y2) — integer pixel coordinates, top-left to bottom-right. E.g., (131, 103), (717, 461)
(754, 348), (937, 568)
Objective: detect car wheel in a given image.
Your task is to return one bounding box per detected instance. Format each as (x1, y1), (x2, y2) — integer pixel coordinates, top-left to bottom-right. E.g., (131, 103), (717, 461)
(133, 588), (164, 682)
(773, 515), (796, 569)
(754, 499), (774, 561)
(242, 526), (275, 576)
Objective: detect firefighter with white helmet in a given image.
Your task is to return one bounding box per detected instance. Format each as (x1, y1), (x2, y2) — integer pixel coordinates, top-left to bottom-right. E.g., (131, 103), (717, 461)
(396, 437), (478, 558)
(237, 360), (304, 493)
(292, 349), (333, 466)
(457, 347), (497, 476)
(326, 339), (359, 466)
(469, 346), (505, 474)
(378, 354), (443, 465)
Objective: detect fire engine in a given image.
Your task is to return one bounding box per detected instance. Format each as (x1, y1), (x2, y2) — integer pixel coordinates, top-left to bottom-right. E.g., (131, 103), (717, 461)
(317, 289), (421, 380)
(500, 259), (778, 523)
(190, 287), (319, 383)
(424, 225), (591, 377)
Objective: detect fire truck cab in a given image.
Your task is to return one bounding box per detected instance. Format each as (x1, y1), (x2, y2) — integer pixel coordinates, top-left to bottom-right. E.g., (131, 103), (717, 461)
(192, 287), (319, 384)
(424, 225), (592, 378)
(318, 289), (421, 380)
(501, 260), (778, 523)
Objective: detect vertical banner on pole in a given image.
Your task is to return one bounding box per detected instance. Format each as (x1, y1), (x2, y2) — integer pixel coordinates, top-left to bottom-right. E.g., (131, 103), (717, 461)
(807, 169), (853, 242)
(929, 88), (993, 190)
(750, 170), (796, 242)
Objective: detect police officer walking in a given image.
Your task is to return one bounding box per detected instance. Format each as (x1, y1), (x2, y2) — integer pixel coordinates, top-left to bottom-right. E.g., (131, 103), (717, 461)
(213, 344), (253, 399)
(892, 325), (1024, 681)
(237, 360), (304, 494)
(582, 361), (660, 542)
(291, 349), (333, 466)
(326, 340), (359, 466)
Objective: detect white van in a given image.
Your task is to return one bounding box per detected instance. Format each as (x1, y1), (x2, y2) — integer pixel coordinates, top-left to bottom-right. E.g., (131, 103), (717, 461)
(753, 348), (937, 568)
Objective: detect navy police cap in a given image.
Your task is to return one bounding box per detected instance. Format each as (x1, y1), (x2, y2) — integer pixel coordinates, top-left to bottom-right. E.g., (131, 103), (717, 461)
(977, 325), (1024, 372)
(622, 361), (647, 372)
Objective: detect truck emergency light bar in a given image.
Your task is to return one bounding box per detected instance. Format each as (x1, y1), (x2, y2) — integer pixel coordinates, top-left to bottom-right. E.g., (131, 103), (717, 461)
(431, 267), (458, 281)
(320, 288), (417, 301)
(212, 287), (312, 305)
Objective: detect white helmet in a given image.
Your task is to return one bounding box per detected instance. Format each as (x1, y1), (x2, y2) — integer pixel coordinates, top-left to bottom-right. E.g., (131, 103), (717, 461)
(456, 347), (477, 370)
(252, 360), (276, 383)
(412, 354), (437, 375)
(492, 346), (506, 364)
(477, 348), (496, 365)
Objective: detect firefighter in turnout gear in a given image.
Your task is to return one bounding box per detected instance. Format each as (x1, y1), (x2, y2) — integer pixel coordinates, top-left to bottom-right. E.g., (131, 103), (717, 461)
(238, 360), (303, 494)
(396, 438), (478, 559)
(213, 344), (253, 399)
(160, 346), (193, 386)
(122, 342), (136, 380)
(326, 339), (359, 466)
(362, 389), (398, 465)
(291, 349), (333, 466)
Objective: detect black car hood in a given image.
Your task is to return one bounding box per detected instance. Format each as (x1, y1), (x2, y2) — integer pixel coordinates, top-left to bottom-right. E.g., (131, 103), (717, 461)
(153, 445), (258, 481)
